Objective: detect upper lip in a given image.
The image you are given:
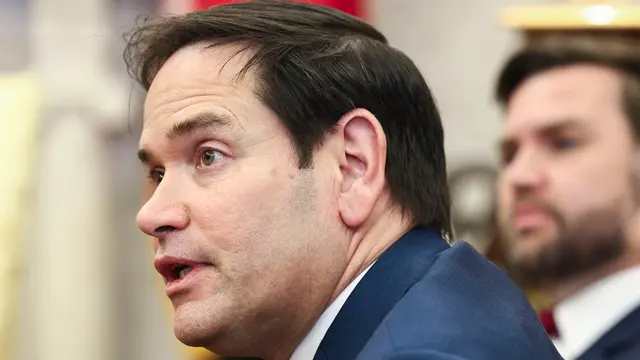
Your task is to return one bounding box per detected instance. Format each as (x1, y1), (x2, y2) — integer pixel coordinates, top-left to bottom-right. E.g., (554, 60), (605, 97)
(513, 204), (546, 217)
(154, 256), (209, 282)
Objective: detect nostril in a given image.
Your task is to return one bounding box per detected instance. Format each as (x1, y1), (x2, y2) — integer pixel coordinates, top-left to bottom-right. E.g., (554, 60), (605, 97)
(155, 225), (177, 233)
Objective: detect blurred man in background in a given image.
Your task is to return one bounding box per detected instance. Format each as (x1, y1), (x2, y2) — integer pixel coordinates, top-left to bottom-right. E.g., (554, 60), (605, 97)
(496, 35), (640, 360)
(128, 1), (560, 359)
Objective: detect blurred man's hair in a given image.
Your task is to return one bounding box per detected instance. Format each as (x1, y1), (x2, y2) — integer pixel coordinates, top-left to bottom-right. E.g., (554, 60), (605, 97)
(496, 34), (640, 140)
(124, 0), (452, 236)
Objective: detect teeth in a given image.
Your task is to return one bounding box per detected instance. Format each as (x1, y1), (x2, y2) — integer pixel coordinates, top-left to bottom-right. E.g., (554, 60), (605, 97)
(178, 266), (192, 279)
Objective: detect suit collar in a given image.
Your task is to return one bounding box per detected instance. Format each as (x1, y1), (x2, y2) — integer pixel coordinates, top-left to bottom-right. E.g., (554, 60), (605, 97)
(553, 266), (640, 360)
(314, 227), (449, 360)
(578, 306), (640, 360)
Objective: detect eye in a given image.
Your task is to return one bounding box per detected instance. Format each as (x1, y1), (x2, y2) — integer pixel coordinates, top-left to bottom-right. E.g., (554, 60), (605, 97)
(551, 137), (578, 151)
(148, 168), (164, 185)
(501, 150), (516, 167)
(500, 143), (518, 167)
(198, 149), (224, 168)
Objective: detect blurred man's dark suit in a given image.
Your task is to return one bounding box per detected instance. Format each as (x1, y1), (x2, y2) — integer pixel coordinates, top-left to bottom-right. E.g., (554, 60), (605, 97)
(544, 281), (640, 360)
(577, 307), (640, 360)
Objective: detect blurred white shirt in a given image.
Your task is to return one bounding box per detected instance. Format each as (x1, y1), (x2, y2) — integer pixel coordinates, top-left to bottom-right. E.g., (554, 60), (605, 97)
(290, 262), (375, 360)
(552, 265), (640, 360)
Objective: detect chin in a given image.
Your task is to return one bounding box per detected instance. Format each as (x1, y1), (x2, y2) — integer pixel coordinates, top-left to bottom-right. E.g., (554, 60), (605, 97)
(174, 312), (250, 358)
(512, 239), (549, 262)
(173, 299), (226, 348)
(516, 224), (557, 245)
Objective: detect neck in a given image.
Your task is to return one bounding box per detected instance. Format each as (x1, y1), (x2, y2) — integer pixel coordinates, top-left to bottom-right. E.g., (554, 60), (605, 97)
(548, 254), (640, 305)
(258, 207), (411, 360)
(329, 207), (411, 303)
(244, 297), (329, 360)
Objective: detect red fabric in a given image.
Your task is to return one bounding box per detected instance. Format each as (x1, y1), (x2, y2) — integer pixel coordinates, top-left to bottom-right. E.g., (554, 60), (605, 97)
(538, 309), (559, 338)
(194, 0), (364, 18)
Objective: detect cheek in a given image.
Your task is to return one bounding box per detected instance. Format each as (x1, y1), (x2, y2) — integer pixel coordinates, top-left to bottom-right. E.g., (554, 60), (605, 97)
(496, 178), (512, 220)
(549, 162), (628, 221)
(196, 182), (287, 247)
(189, 162), (304, 261)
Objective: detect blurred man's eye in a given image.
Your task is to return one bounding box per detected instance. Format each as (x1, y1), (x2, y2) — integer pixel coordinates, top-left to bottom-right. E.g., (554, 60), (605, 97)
(551, 137), (579, 151)
(501, 150), (515, 167)
(499, 141), (517, 167)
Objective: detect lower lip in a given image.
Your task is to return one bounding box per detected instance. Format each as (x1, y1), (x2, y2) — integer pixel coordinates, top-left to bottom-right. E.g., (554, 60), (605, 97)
(165, 266), (207, 297)
(513, 211), (552, 231)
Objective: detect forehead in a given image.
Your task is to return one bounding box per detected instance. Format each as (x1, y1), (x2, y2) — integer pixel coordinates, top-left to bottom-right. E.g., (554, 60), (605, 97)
(503, 64), (628, 137)
(141, 43), (258, 137)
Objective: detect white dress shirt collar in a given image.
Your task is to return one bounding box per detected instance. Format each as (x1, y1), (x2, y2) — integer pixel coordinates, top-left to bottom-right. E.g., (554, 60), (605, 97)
(552, 265), (640, 360)
(289, 262), (375, 360)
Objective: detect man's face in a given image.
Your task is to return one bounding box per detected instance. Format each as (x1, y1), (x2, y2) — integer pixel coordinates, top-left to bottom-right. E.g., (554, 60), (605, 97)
(136, 44), (349, 355)
(497, 64), (638, 285)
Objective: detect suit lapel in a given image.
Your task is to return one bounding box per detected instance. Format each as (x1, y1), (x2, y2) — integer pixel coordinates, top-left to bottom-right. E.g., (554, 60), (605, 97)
(314, 227), (449, 360)
(578, 306), (640, 360)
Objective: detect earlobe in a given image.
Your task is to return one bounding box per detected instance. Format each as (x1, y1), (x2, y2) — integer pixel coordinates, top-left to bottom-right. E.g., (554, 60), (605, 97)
(337, 109), (387, 228)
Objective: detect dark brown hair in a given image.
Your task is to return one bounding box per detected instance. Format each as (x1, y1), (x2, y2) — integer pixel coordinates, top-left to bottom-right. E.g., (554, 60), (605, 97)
(496, 33), (640, 139)
(124, 0), (452, 236)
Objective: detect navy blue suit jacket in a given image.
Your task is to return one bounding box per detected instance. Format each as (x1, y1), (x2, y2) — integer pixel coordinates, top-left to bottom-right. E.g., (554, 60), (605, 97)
(313, 227), (562, 360)
(578, 306), (640, 360)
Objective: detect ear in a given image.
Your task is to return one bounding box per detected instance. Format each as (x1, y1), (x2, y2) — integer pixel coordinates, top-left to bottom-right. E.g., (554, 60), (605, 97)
(337, 108), (387, 228)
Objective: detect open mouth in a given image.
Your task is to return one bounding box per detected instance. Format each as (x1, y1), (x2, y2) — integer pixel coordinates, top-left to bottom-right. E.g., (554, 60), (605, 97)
(171, 265), (193, 281)
(154, 257), (207, 284)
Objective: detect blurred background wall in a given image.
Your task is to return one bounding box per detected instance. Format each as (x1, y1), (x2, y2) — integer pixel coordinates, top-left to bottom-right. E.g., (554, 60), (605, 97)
(0, 0), (557, 359)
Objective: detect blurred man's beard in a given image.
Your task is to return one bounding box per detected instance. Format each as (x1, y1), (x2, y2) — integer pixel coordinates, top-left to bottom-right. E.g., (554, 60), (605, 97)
(499, 200), (627, 287)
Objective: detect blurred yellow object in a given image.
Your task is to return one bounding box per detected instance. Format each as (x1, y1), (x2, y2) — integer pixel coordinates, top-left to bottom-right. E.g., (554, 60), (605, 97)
(501, 0), (640, 29)
(0, 73), (40, 360)
(185, 346), (219, 360)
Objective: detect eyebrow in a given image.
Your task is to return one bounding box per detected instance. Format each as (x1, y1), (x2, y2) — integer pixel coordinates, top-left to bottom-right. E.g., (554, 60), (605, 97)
(137, 112), (233, 165)
(166, 112), (232, 140)
(498, 118), (584, 154)
(137, 148), (153, 165)
(537, 119), (583, 138)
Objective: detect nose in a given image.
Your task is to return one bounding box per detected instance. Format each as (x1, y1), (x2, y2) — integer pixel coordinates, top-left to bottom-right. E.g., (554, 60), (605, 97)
(502, 148), (548, 197)
(136, 184), (189, 239)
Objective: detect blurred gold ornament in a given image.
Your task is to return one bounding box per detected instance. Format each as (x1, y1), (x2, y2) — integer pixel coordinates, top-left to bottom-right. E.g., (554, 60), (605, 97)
(501, 0), (640, 30)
